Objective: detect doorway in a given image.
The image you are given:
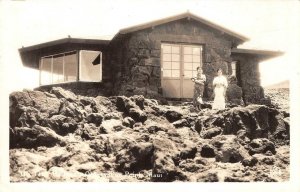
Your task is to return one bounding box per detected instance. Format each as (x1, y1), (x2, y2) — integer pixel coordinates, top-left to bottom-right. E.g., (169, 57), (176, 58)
(161, 43), (203, 98)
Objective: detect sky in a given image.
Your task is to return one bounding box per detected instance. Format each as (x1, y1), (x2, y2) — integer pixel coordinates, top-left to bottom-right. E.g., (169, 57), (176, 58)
(1, 0), (300, 93)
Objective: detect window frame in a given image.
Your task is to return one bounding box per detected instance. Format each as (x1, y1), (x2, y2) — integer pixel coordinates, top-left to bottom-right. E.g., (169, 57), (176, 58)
(39, 50), (102, 85)
(79, 50), (102, 82)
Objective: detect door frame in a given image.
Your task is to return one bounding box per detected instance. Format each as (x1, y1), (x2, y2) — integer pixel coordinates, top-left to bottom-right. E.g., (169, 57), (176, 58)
(161, 42), (205, 98)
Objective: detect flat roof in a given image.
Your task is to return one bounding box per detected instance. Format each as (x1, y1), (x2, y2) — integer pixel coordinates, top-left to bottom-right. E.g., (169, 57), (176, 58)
(231, 48), (284, 61)
(19, 38), (110, 52)
(232, 48), (283, 56)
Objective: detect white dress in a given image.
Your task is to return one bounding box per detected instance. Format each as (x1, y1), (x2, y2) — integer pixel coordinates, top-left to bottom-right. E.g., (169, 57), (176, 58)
(212, 75), (228, 110)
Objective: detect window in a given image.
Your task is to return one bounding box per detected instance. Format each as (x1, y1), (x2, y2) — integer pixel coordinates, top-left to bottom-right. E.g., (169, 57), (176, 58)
(64, 52), (77, 82)
(161, 44), (203, 79)
(183, 45), (202, 78)
(231, 61), (237, 76)
(40, 51), (77, 85)
(40, 57), (52, 85)
(161, 45), (180, 78)
(80, 50), (102, 82)
(40, 50), (102, 85)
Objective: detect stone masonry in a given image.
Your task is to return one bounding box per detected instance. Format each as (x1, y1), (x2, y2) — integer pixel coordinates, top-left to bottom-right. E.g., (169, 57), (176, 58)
(109, 19), (239, 100)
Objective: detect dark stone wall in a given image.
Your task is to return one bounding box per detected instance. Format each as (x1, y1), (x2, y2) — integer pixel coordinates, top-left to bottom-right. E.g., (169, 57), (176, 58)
(110, 19), (237, 99)
(232, 55), (265, 104)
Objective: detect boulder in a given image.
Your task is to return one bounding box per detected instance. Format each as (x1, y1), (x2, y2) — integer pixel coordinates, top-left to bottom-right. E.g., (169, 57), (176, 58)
(197, 172), (219, 182)
(10, 90), (61, 126)
(103, 112), (122, 120)
(178, 159), (204, 173)
(145, 122), (169, 134)
(130, 95), (145, 109)
(10, 105), (42, 128)
(200, 144), (216, 158)
(100, 119), (125, 134)
(201, 127), (222, 139)
(79, 96), (96, 106)
(93, 96), (115, 114)
(122, 117), (135, 128)
(152, 152), (187, 182)
(86, 113), (103, 126)
(77, 123), (100, 140)
(59, 100), (85, 122)
(165, 110), (183, 123)
(242, 157), (258, 167)
(210, 135), (250, 163)
(226, 76), (243, 105)
(150, 136), (187, 181)
(115, 142), (154, 172)
(247, 138), (276, 155)
(218, 105), (289, 142)
(51, 87), (77, 102)
(10, 125), (65, 149)
(172, 119), (190, 128)
(89, 137), (110, 154)
(115, 96), (137, 112)
(128, 108), (147, 122)
(43, 114), (78, 136)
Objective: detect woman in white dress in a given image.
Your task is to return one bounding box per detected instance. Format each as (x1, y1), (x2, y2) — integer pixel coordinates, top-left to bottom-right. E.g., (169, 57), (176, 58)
(212, 68), (228, 110)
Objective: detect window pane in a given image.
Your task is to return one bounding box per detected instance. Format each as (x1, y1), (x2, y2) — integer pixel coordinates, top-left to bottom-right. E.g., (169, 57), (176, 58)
(193, 47), (201, 55)
(193, 55), (201, 63)
(52, 54), (64, 83)
(184, 62), (193, 70)
(163, 61), (172, 69)
(80, 51), (102, 82)
(231, 63), (236, 70)
(193, 71), (198, 77)
(41, 57), (52, 85)
(172, 46), (180, 54)
(184, 70), (193, 78)
(184, 55), (192, 62)
(172, 62), (180, 70)
(172, 54), (180, 62)
(163, 70), (172, 77)
(163, 45), (171, 53)
(163, 54), (171, 61)
(184, 47), (192, 54)
(64, 52), (77, 82)
(172, 70), (180, 78)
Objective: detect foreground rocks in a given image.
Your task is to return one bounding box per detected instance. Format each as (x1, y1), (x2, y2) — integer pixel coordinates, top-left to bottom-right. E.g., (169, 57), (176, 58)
(9, 88), (290, 182)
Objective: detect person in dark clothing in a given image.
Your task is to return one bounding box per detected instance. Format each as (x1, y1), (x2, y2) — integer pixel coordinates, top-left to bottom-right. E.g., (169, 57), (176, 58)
(192, 67), (206, 110)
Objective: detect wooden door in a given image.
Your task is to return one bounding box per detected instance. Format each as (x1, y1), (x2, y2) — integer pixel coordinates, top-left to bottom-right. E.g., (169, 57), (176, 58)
(161, 43), (203, 98)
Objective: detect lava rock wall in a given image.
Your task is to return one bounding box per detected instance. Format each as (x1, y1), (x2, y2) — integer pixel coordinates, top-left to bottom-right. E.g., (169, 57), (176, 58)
(232, 55), (266, 104)
(109, 19), (237, 100)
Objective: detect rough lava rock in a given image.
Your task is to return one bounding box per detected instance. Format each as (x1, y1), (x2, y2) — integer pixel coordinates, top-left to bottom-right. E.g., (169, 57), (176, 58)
(9, 87), (290, 182)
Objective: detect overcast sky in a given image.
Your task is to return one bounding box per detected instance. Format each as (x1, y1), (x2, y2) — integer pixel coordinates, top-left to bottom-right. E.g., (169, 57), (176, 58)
(1, 0), (300, 93)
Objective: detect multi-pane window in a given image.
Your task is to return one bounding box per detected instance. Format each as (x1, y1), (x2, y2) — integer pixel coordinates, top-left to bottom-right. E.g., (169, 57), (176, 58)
(40, 57), (52, 85)
(161, 43), (203, 78)
(183, 46), (202, 78)
(40, 50), (102, 85)
(40, 51), (77, 85)
(162, 44), (180, 78)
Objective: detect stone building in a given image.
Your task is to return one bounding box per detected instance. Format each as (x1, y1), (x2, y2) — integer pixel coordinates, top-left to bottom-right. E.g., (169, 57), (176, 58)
(19, 12), (282, 104)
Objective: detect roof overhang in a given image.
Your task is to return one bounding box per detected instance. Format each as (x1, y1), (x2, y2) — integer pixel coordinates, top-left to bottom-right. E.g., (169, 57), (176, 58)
(19, 38), (110, 53)
(112, 12), (249, 43)
(231, 48), (284, 61)
(19, 37), (111, 70)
